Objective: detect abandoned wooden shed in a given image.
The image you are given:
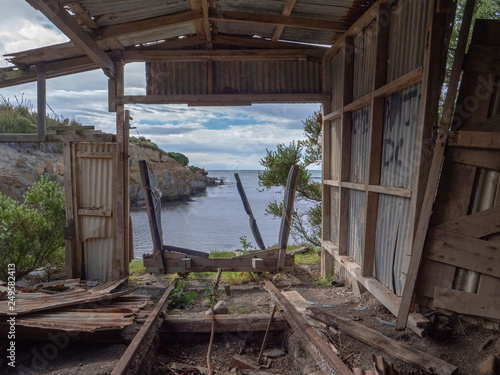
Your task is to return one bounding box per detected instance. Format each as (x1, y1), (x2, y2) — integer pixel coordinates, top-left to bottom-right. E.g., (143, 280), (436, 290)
(0, 0), (499, 340)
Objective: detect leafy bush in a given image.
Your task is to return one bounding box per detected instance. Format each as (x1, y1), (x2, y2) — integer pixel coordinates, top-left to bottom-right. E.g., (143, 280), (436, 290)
(166, 152), (189, 166)
(0, 177), (66, 280)
(129, 136), (167, 156)
(168, 281), (198, 309)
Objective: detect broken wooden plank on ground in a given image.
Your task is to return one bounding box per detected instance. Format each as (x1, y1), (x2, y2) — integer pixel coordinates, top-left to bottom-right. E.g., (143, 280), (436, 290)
(160, 314), (288, 333)
(259, 275), (353, 375)
(110, 276), (180, 375)
(310, 307), (458, 375)
(0, 279), (131, 315)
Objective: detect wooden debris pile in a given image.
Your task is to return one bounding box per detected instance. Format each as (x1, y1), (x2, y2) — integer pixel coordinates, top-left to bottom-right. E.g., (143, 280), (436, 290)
(0, 278), (150, 340)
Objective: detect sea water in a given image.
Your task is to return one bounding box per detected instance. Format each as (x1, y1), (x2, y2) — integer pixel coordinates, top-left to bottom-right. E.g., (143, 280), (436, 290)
(130, 169), (321, 258)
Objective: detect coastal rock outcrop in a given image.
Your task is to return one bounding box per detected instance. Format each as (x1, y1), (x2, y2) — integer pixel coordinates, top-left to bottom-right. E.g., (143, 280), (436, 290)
(0, 143), (212, 205)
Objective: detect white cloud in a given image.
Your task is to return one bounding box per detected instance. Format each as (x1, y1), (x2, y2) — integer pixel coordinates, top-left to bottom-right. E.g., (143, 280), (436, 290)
(0, 3), (321, 169)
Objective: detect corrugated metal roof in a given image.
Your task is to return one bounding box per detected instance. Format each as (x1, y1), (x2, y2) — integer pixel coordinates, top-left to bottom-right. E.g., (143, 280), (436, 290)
(279, 27), (337, 45)
(0, 279), (131, 315)
(3, 0), (376, 70)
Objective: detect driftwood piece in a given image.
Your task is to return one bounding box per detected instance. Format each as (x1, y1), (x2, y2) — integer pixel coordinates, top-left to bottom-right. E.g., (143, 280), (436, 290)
(207, 269), (222, 375)
(310, 307), (457, 375)
(235, 172), (265, 250)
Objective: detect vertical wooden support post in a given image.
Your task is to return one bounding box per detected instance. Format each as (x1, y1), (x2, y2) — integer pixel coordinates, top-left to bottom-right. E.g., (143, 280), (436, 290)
(37, 63), (46, 141)
(361, 4), (390, 277)
(124, 110), (131, 268)
(108, 78), (117, 113)
(321, 54), (334, 277)
(114, 60), (127, 280)
(338, 36), (354, 256)
(63, 142), (76, 278)
(207, 59), (213, 94)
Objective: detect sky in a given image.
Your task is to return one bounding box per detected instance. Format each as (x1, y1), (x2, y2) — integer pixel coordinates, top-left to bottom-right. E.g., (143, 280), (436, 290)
(0, 1), (321, 170)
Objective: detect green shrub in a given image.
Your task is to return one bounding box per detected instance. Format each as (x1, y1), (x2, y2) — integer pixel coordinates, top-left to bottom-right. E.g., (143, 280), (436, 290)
(0, 177), (66, 280)
(168, 281), (198, 309)
(166, 152), (189, 166)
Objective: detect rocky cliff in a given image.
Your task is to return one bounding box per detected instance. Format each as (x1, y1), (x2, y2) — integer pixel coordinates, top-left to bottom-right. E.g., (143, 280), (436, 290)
(0, 143), (213, 205)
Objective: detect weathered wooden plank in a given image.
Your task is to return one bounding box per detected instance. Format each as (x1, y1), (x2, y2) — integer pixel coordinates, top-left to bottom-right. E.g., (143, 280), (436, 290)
(446, 147), (500, 171)
(414, 258), (455, 299)
(110, 276), (179, 375)
(310, 307), (458, 375)
(433, 287), (500, 321)
(100, 11), (200, 39)
(117, 94), (330, 105)
(271, 0), (296, 41)
(260, 275), (353, 375)
(425, 228), (500, 279)
(77, 209), (113, 217)
(163, 245), (209, 259)
(429, 161), (476, 226)
(448, 130), (500, 149)
(37, 64), (46, 141)
(161, 314), (287, 333)
(209, 10), (347, 32)
(144, 253), (294, 273)
(27, 0), (115, 78)
(330, 248), (427, 337)
(435, 206), (500, 238)
(212, 35), (326, 50)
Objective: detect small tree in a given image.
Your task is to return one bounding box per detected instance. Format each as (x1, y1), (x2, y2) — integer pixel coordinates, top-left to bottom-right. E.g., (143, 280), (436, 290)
(0, 177), (66, 280)
(259, 110), (322, 247)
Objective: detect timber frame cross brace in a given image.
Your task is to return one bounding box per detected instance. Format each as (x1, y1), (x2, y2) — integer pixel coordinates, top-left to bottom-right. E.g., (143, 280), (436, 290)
(139, 160), (299, 274)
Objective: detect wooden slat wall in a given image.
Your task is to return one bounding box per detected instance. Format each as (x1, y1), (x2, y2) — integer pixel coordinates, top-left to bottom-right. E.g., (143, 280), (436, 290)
(414, 20), (500, 321)
(321, 0), (454, 333)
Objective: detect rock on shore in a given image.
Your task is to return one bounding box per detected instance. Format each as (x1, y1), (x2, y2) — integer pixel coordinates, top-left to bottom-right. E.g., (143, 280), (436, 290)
(0, 143), (214, 205)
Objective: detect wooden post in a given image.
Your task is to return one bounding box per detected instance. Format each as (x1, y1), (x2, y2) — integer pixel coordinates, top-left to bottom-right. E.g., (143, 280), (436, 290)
(338, 36), (354, 256)
(321, 51), (334, 277)
(361, 4), (390, 277)
(114, 60), (127, 280)
(63, 142), (76, 278)
(37, 63), (46, 141)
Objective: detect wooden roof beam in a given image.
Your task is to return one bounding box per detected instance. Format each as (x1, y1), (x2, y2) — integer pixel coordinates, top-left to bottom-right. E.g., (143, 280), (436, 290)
(272, 0), (297, 41)
(187, 0), (208, 41)
(27, 0), (115, 79)
(209, 10), (347, 32)
(213, 35), (327, 49)
(99, 11), (201, 39)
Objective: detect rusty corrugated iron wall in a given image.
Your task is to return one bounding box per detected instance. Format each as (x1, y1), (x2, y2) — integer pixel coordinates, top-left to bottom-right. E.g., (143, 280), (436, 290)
(146, 59), (322, 95)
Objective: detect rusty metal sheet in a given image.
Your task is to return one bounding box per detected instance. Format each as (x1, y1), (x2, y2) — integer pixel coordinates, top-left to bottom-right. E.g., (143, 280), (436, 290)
(0, 279), (131, 315)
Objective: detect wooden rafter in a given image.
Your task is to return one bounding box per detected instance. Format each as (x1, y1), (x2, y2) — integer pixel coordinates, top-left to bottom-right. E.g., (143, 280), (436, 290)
(272, 0), (297, 41)
(122, 49), (323, 62)
(201, 0), (212, 46)
(26, 0), (115, 79)
(209, 10), (347, 32)
(187, 0), (205, 35)
(99, 11), (200, 39)
(213, 35), (326, 49)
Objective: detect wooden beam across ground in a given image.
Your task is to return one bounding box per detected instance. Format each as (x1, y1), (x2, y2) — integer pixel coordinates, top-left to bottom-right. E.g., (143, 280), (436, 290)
(310, 307), (458, 375)
(160, 314), (287, 333)
(26, 0), (115, 78)
(260, 275), (353, 375)
(143, 249), (294, 274)
(110, 276), (180, 375)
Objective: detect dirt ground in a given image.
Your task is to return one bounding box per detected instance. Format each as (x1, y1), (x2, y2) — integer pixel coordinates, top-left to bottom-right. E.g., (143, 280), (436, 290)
(4, 263), (499, 375)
